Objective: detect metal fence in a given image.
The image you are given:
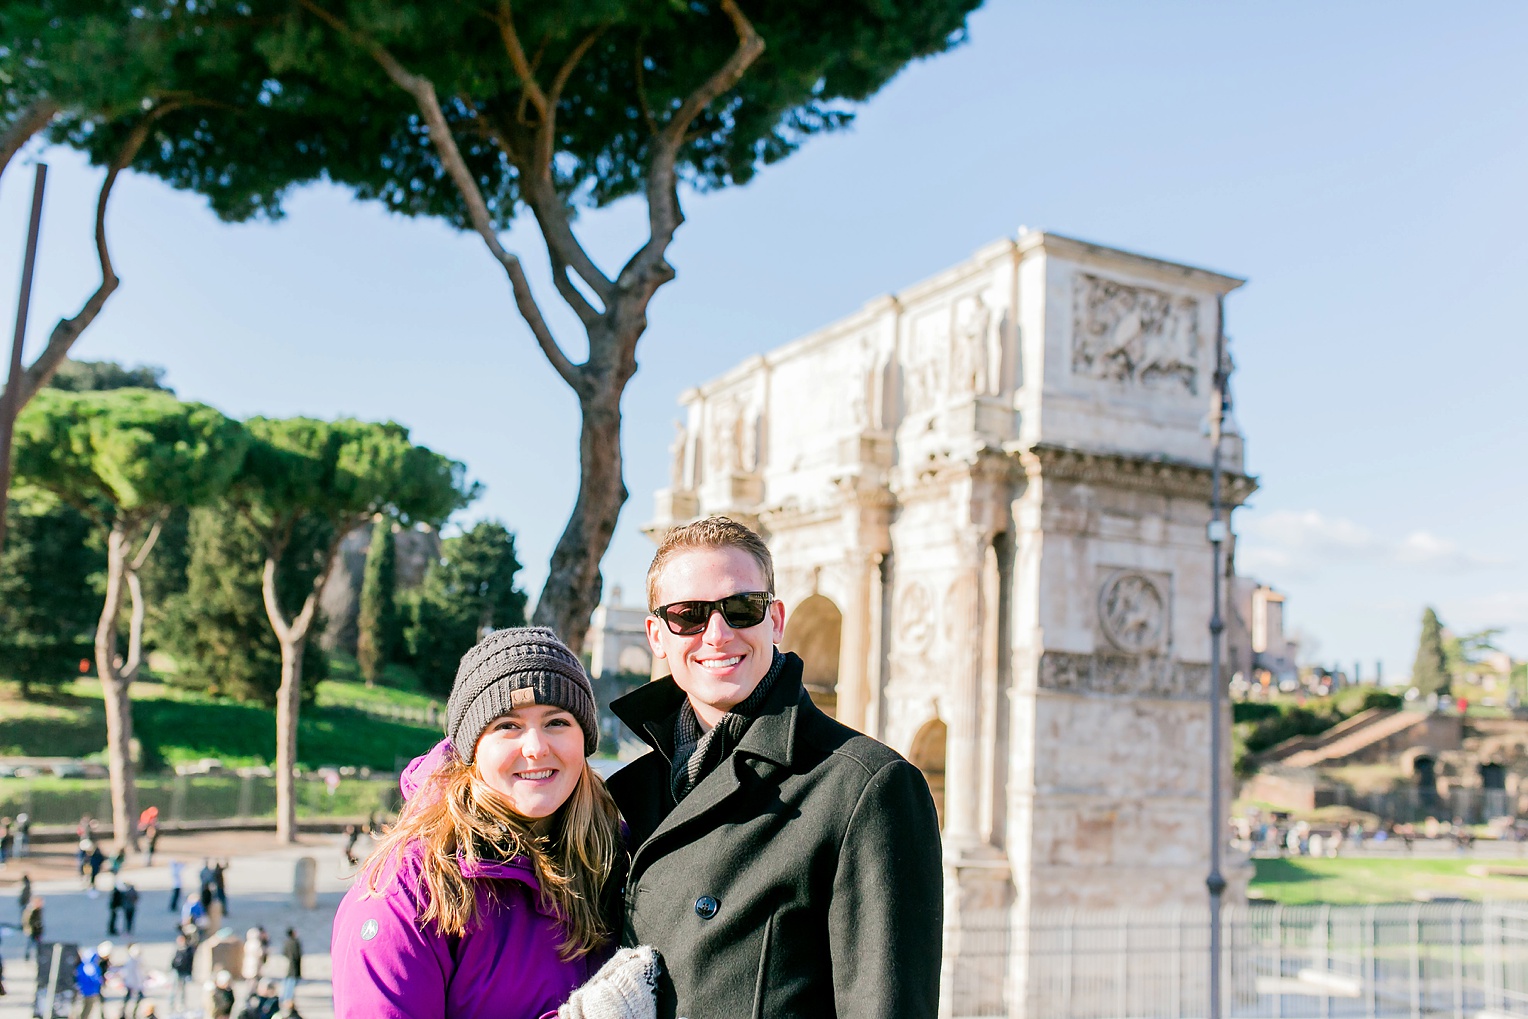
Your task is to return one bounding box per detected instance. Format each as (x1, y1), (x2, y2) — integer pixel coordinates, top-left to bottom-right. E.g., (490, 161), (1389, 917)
(945, 901), (1528, 1018)
(0, 774), (400, 827)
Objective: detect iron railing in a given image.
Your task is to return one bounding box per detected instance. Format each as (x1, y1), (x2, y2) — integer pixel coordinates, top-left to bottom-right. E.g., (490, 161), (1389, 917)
(944, 901), (1528, 1018)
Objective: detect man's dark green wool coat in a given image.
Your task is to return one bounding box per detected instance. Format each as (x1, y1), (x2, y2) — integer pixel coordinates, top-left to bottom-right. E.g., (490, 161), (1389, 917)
(607, 652), (943, 1019)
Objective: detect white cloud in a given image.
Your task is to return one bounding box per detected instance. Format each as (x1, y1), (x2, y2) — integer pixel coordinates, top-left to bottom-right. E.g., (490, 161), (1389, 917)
(1236, 510), (1503, 579)
(1394, 530), (1501, 571)
(1239, 509), (1380, 558)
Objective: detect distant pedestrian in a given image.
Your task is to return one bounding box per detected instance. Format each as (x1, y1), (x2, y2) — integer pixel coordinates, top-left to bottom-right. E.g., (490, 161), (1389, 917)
(16, 872), (30, 919)
(77, 836), (92, 878)
(0, 817), (13, 863)
(170, 933), (196, 1014)
(118, 943), (147, 1019)
(279, 927), (302, 1006)
(236, 979), (281, 1019)
(87, 843), (106, 893)
(21, 896), (42, 960)
(208, 969), (236, 1019)
(241, 927), (267, 1000)
(110, 845), (126, 877)
(341, 825), (359, 867)
(74, 940), (112, 1019)
(213, 859), (229, 915)
(122, 882), (138, 934)
(198, 858), (216, 908)
(144, 825), (160, 867)
(182, 896), (208, 937)
(108, 882), (126, 936)
(168, 859), (184, 913)
(14, 812), (29, 857)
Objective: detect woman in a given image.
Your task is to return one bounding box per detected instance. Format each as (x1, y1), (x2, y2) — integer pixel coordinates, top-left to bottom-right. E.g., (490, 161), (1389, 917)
(331, 627), (657, 1019)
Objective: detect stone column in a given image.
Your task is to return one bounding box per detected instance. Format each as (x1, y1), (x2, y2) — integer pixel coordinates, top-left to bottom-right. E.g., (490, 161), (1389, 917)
(941, 529), (1012, 1019)
(835, 551), (876, 732)
(940, 539), (984, 850)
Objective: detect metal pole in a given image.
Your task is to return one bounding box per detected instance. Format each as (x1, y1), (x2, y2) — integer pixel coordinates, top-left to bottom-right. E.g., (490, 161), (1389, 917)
(0, 161), (47, 556)
(1207, 292), (1229, 1019)
(42, 941), (63, 1018)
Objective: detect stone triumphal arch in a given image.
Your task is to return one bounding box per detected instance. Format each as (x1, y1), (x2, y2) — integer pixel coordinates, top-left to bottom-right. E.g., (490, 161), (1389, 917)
(645, 229), (1255, 1011)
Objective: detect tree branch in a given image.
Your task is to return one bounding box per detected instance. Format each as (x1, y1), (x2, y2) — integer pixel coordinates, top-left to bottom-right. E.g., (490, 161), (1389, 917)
(634, 39), (659, 138)
(621, 0), (763, 292)
(128, 510), (167, 572)
(495, 7), (614, 308)
(298, 0), (585, 392)
(13, 102), (182, 405)
(0, 97), (59, 183)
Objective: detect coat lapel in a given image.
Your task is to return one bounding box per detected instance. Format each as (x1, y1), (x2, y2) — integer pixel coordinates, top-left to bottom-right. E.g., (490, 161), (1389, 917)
(626, 655), (808, 878)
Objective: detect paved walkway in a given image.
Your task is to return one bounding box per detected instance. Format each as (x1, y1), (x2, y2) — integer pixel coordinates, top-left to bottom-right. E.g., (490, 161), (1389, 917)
(0, 831), (367, 1018)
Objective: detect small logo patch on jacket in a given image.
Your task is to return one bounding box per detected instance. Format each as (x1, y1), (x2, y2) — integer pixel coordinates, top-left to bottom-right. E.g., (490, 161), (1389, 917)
(360, 919), (379, 942)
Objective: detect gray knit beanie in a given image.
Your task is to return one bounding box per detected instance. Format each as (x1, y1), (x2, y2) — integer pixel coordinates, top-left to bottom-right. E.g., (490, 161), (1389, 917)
(446, 627), (599, 762)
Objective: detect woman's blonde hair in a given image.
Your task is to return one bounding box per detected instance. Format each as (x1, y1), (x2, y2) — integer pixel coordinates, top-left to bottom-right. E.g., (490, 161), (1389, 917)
(362, 750), (620, 959)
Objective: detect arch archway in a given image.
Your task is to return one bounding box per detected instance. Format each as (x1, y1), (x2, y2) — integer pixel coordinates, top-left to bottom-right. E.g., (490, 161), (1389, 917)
(782, 595), (842, 717)
(616, 645), (652, 676)
(910, 718), (947, 829)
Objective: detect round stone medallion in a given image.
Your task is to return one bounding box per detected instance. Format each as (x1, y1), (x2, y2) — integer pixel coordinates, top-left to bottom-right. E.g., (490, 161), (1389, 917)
(1098, 573), (1165, 654)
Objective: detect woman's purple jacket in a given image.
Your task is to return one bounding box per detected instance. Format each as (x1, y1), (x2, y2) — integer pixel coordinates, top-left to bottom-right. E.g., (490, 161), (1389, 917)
(329, 739), (612, 1019)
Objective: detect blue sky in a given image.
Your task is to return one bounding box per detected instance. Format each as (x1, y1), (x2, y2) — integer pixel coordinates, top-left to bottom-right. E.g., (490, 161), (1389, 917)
(2, 2), (1524, 678)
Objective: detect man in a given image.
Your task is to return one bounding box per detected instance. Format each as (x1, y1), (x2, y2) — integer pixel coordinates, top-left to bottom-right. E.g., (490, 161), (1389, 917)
(168, 859), (185, 913)
(108, 881), (125, 935)
(170, 933), (196, 1014)
(20, 895), (42, 961)
(73, 940), (111, 1019)
(608, 516), (943, 1019)
(279, 927), (302, 1007)
(122, 882), (139, 934)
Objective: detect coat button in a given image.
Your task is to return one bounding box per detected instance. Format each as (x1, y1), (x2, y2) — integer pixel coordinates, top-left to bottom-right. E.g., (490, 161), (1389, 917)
(694, 895), (719, 920)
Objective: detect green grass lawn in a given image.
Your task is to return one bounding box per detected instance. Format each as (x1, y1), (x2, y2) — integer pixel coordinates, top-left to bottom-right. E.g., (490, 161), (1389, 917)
(1251, 856), (1528, 905)
(0, 676), (442, 771)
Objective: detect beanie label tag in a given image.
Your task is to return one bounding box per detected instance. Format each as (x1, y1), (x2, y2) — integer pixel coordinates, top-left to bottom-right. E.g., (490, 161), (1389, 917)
(510, 688), (536, 707)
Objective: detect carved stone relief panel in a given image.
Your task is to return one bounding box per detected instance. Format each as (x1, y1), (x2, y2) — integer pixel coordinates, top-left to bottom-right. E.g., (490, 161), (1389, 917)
(902, 311), (949, 416)
(1097, 571), (1167, 654)
(951, 293), (1002, 398)
(705, 395), (758, 475)
(1072, 274), (1200, 394)
(941, 573), (978, 649)
(894, 579), (935, 655)
(1037, 651), (1209, 700)
(668, 421), (689, 490)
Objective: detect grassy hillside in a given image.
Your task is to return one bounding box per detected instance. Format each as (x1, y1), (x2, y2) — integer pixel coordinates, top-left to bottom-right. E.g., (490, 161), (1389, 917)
(0, 676), (442, 772)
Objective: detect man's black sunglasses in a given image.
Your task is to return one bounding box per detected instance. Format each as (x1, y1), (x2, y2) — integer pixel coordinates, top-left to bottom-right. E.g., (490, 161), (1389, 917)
(651, 591), (774, 636)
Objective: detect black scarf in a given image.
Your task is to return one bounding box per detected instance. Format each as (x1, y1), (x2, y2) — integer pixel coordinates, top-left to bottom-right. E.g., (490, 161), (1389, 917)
(670, 649), (784, 803)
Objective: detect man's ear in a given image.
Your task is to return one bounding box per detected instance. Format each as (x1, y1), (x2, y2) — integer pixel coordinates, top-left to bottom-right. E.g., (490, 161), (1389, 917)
(768, 598), (786, 644)
(644, 614), (669, 660)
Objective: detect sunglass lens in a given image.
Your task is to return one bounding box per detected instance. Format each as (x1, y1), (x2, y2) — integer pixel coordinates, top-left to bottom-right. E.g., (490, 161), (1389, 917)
(719, 593), (769, 629)
(664, 602), (712, 636)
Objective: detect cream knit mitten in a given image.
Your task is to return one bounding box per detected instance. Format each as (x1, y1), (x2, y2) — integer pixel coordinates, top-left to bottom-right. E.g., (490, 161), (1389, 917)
(557, 946), (661, 1019)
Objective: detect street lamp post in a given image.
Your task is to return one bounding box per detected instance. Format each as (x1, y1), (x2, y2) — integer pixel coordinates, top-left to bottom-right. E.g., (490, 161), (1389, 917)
(1206, 293), (1230, 1019)
(0, 162), (48, 555)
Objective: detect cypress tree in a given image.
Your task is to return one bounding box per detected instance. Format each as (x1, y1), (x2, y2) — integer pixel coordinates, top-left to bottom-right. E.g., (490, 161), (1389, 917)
(356, 516), (398, 687)
(1411, 606), (1450, 696)
(0, 489), (104, 696)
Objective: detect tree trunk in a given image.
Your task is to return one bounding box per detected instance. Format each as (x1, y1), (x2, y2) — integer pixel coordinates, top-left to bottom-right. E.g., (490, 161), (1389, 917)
(262, 550), (325, 845)
(532, 363), (631, 653)
(274, 633), (304, 843)
(95, 523), (140, 850)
